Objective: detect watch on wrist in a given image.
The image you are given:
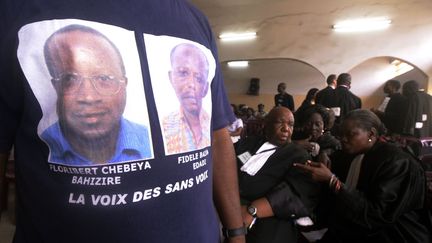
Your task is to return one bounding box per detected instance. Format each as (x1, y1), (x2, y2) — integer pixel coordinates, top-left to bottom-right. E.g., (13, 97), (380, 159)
(247, 205), (258, 218)
(222, 225), (247, 238)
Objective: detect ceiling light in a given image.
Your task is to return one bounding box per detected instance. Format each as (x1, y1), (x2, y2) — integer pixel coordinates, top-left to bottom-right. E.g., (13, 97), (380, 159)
(332, 17), (391, 32)
(219, 32), (257, 41)
(227, 61), (249, 68)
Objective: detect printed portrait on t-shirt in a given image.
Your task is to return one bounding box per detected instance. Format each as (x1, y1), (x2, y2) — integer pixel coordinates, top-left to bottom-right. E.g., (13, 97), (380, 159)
(17, 19), (154, 166)
(144, 35), (215, 155)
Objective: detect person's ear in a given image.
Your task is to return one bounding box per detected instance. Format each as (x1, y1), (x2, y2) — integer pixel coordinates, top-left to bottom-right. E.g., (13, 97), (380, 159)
(369, 127), (378, 141)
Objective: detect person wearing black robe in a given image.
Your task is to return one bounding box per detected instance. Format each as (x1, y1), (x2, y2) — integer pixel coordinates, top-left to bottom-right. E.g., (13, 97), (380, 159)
(372, 80), (408, 135)
(295, 109), (431, 243)
(315, 74), (337, 109)
(235, 107), (319, 243)
(383, 80), (407, 134)
(296, 88), (319, 116)
(293, 104), (341, 166)
(331, 73), (362, 125)
(402, 80), (432, 137)
(274, 82), (295, 111)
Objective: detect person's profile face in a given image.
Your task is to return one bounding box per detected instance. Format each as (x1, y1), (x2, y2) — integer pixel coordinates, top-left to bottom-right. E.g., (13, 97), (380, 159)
(169, 45), (209, 116)
(267, 109), (294, 146)
(47, 30), (127, 141)
(340, 119), (371, 154)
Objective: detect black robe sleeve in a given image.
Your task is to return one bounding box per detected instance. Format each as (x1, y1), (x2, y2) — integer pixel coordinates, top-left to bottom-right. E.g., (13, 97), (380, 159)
(322, 143), (430, 242)
(263, 148), (320, 219)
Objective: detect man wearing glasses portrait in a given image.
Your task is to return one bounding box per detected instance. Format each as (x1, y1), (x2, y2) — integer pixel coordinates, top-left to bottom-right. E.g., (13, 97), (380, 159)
(41, 24), (152, 165)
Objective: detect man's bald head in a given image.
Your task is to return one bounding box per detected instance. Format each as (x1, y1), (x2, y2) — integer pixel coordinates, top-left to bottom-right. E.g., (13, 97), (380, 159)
(264, 106), (294, 146)
(168, 43), (210, 116)
(44, 24), (126, 78)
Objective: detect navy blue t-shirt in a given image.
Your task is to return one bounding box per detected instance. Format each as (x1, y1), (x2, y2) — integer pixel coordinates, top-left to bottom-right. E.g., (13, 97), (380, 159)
(0, 0), (234, 242)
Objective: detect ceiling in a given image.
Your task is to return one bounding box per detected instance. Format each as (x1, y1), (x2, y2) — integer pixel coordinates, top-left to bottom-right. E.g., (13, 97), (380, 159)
(189, 0), (432, 96)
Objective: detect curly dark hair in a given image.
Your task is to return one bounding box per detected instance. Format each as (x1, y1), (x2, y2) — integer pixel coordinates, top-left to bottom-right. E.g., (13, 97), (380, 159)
(295, 104), (330, 129)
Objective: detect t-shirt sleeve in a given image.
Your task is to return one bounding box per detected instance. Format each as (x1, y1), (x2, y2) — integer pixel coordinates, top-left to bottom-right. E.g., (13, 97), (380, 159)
(211, 69), (235, 131)
(207, 26), (235, 131)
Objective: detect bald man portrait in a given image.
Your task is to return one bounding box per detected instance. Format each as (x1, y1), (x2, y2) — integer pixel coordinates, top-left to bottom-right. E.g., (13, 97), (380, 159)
(162, 43), (211, 155)
(41, 24), (152, 165)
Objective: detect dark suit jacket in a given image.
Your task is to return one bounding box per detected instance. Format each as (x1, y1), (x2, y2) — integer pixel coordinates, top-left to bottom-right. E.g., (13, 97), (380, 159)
(235, 136), (319, 243)
(315, 86), (335, 108)
(333, 86), (362, 123)
(403, 91), (432, 137)
(383, 93), (407, 134)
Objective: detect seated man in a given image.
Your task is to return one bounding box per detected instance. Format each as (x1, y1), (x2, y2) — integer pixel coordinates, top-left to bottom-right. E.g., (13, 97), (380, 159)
(235, 106), (319, 243)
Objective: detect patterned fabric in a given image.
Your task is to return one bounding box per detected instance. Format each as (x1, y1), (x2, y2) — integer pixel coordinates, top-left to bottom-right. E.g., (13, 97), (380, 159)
(163, 108), (211, 154)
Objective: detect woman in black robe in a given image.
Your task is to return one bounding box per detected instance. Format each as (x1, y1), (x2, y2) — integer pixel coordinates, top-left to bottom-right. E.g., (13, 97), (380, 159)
(293, 104), (341, 166)
(295, 109), (431, 243)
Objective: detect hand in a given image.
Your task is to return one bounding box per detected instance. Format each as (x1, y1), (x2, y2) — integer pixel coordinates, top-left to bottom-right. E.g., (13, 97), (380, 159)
(294, 137), (315, 152)
(304, 143), (316, 153)
(294, 160), (333, 183)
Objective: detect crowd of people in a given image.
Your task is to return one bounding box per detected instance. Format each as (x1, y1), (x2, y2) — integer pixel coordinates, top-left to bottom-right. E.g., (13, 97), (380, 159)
(229, 73), (432, 242)
(232, 73), (432, 141)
